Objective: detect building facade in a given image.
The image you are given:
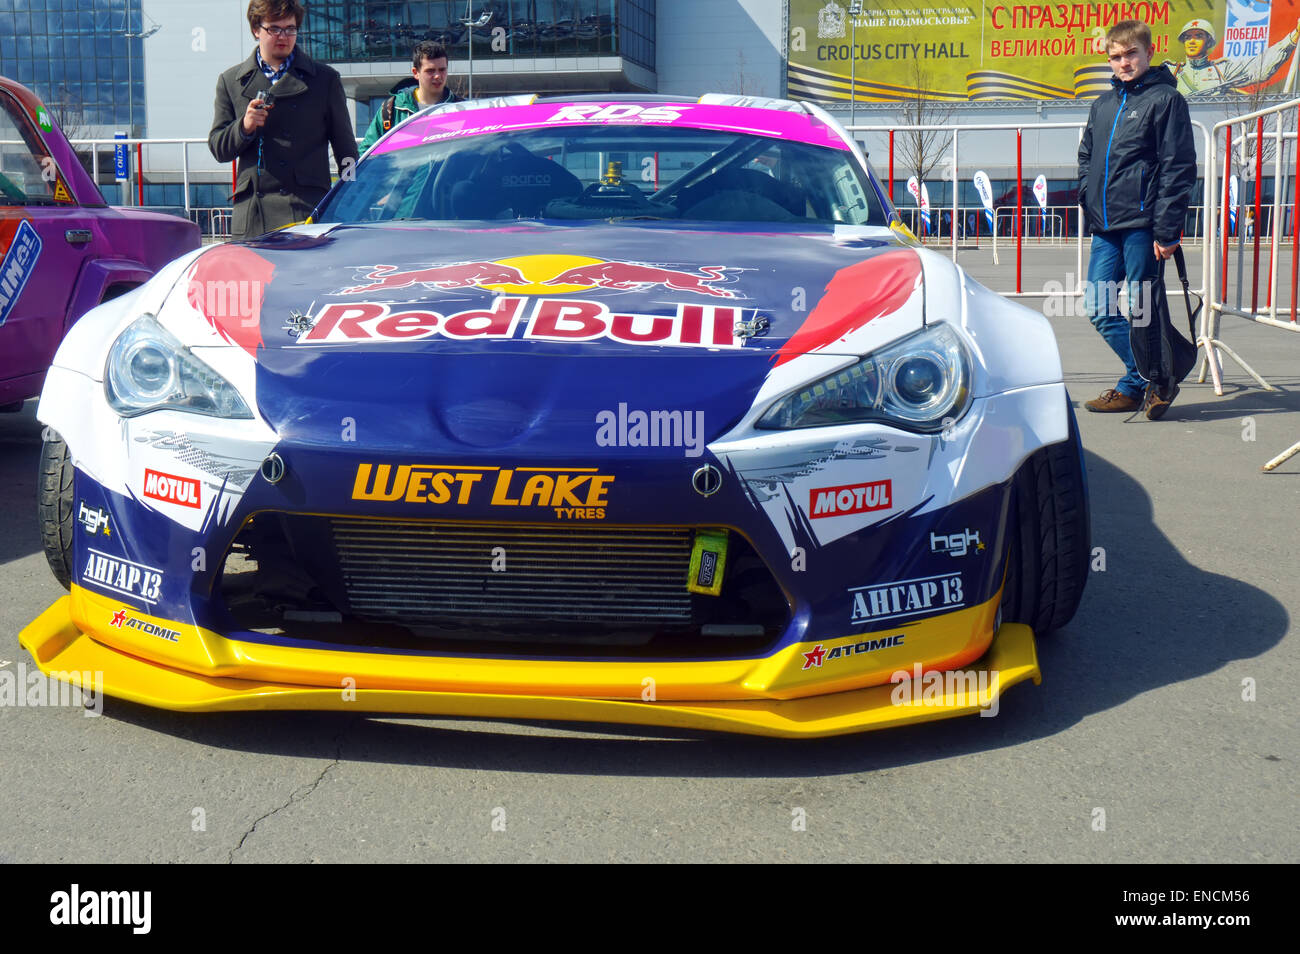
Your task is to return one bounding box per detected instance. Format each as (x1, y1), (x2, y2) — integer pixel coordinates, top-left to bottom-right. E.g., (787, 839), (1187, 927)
(0, 0), (1266, 227)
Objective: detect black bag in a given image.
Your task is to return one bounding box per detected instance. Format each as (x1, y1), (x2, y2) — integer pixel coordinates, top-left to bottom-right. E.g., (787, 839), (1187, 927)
(1129, 246), (1199, 402)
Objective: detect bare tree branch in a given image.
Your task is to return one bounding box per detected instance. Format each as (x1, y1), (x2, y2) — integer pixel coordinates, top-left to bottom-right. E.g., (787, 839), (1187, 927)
(893, 58), (955, 188)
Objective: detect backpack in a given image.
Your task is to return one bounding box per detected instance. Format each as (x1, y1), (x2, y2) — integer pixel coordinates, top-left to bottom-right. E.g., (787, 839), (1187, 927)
(381, 95), (397, 134)
(1129, 246), (1200, 401)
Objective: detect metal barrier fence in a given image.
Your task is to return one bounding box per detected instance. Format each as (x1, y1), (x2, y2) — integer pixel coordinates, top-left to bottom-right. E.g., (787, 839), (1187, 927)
(1206, 99), (1300, 471)
(64, 136), (355, 239)
(848, 120), (1214, 302)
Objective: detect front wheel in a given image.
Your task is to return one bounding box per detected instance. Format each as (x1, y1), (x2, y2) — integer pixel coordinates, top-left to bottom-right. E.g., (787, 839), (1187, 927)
(38, 432), (75, 590)
(1001, 405), (1091, 634)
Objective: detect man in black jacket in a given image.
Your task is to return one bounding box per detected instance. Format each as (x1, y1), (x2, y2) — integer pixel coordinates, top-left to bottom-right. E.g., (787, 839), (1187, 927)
(209, 0), (358, 241)
(1077, 19), (1197, 419)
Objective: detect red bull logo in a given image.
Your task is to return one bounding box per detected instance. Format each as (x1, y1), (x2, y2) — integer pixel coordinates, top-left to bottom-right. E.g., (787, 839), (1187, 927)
(297, 296), (744, 349)
(542, 262), (735, 298)
(342, 261), (528, 295)
(339, 253), (738, 299)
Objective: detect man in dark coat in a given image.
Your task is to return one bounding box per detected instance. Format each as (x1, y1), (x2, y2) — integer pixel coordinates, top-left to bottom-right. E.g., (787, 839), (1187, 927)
(1077, 18), (1197, 419)
(209, 0), (358, 241)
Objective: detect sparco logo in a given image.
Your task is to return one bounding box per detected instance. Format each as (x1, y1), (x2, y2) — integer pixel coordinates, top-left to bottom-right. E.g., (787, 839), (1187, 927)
(502, 174), (550, 187)
(849, 572), (964, 624)
(809, 479), (891, 519)
(142, 469), (201, 509)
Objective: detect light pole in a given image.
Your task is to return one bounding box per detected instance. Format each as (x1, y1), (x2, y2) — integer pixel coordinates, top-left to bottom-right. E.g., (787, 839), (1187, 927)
(122, 15), (161, 137)
(459, 4), (494, 99)
(120, 13), (159, 205)
(848, 2), (862, 130)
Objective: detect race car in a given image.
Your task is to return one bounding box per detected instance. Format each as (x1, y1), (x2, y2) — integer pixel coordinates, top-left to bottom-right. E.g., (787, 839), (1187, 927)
(20, 94), (1089, 738)
(0, 76), (200, 410)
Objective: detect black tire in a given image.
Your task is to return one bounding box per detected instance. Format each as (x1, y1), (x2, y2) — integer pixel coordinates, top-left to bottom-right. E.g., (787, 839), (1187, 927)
(38, 432), (75, 590)
(1002, 405), (1091, 634)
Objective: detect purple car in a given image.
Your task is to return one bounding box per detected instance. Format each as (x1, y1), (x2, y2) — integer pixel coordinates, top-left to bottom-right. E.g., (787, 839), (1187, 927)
(0, 76), (200, 410)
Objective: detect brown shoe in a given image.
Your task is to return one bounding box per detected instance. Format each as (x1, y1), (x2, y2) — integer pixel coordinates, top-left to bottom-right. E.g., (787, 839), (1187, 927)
(1144, 383), (1179, 420)
(1084, 388), (1141, 413)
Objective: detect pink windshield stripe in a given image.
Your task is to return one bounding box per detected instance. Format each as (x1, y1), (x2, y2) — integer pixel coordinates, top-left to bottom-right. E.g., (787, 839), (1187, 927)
(370, 102), (849, 157)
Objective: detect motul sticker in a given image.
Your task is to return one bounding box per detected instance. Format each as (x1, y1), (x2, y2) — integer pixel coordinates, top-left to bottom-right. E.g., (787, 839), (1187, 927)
(809, 479), (892, 519)
(142, 469), (201, 509)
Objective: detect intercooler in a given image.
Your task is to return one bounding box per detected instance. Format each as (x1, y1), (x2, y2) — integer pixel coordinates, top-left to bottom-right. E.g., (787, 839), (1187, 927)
(329, 519), (695, 624)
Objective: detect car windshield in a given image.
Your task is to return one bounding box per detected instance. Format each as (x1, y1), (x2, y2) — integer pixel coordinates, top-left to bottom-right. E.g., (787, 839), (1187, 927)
(316, 123), (883, 226)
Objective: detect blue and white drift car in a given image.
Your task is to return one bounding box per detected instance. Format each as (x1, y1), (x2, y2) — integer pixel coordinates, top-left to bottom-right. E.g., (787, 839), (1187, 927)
(22, 94), (1088, 737)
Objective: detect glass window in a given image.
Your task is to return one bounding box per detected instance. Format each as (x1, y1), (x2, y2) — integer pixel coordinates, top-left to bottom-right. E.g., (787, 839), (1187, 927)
(0, 90), (60, 206)
(319, 122), (882, 226)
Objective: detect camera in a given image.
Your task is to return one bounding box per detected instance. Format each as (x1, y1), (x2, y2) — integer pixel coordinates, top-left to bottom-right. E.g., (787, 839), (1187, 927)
(253, 90), (275, 108)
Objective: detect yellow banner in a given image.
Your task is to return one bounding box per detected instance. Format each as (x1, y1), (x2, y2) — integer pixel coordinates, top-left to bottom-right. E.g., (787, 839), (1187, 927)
(787, 1), (1300, 101)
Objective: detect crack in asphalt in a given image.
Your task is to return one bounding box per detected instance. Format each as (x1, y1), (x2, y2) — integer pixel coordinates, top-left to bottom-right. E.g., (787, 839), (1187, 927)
(227, 717), (357, 863)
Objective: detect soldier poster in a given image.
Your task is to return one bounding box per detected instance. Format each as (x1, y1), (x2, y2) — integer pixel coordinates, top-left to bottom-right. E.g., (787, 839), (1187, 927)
(787, 0), (1300, 100)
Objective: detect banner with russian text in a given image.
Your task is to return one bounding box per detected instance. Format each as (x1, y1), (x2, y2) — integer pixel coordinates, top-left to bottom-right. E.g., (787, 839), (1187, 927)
(787, 1), (1300, 101)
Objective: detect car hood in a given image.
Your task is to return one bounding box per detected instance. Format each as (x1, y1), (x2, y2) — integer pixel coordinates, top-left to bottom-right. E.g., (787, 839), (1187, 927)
(170, 221), (930, 356)
(159, 222), (940, 449)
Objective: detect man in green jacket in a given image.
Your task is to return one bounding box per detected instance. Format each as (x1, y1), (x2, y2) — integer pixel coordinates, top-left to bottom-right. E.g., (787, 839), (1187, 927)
(360, 41), (462, 154)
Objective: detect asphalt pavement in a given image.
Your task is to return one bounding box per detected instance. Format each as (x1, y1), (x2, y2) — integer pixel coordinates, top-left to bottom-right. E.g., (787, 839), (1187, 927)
(0, 244), (1295, 863)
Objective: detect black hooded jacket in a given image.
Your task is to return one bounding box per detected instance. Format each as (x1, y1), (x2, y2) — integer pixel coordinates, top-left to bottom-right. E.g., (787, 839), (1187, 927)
(1077, 63), (1197, 244)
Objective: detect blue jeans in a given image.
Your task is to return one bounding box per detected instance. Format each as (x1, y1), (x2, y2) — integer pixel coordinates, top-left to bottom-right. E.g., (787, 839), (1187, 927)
(1084, 229), (1157, 399)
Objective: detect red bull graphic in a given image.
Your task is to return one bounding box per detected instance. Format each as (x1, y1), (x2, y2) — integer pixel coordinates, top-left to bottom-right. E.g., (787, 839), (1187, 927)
(342, 261), (528, 294)
(542, 262), (736, 298)
(297, 296), (745, 349)
(338, 254), (740, 299)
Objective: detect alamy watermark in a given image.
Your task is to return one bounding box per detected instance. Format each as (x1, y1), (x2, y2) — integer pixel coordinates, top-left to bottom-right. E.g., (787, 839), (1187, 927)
(0, 663), (102, 717)
(595, 403), (705, 457)
(889, 663), (999, 717)
(1044, 274), (1160, 326)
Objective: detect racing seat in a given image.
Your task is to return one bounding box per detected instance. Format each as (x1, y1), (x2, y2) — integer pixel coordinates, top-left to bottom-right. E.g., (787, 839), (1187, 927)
(452, 144), (583, 219)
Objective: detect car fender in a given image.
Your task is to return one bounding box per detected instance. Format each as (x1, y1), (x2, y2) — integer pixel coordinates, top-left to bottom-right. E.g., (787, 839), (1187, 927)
(63, 258), (157, 334)
(46, 246), (208, 382)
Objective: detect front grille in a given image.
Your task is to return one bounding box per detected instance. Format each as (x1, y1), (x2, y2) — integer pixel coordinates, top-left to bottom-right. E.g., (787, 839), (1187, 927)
(219, 513), (790, 656)
(331, 519), (693, 624)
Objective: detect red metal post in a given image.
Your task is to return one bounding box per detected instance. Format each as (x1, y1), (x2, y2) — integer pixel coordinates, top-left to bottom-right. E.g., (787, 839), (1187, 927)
(1252, 114), (1264, 312)
(1292, 106), (1299, 320)
(136, 142), (144, 206)
(888, 130), (894, 204)
(1221, 124), (1232, 301)
(1016, 128), (1023, 294)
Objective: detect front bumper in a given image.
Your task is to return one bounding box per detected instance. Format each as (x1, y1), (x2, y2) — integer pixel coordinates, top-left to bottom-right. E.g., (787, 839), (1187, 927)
(21, 588), (1040, 738)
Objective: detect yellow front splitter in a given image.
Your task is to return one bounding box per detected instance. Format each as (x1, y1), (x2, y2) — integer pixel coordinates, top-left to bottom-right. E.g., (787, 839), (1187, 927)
(20, 598), (1040, 739)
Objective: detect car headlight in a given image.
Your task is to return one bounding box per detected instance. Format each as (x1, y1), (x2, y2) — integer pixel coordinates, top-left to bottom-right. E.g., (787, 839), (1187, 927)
(105, 315), (253, 419)
(758, 323), (970, 432)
